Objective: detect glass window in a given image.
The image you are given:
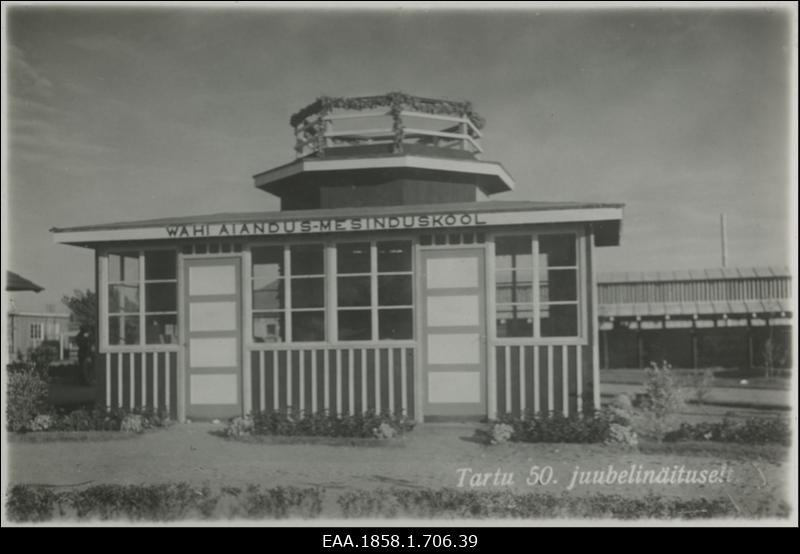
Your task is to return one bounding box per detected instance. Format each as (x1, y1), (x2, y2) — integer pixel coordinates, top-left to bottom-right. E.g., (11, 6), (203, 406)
(253, 312), (285, 343)
(338, 310), (372, 341)
(337, 242), (370, 274)
(252, 244), (325, 342)
(494, 233), (580, 339)
(336, 240), (414, 341)
(378, 309), (413, 340)
(377, 241), (412, 272)
(106, 250), (178, 346)
(291, 244), (324, 275)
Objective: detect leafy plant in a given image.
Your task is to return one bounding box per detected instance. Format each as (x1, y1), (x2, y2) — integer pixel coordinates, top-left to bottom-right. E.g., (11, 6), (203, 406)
(637, 360), (685, 441)
(235, 410), (415, 439)
(684, 368), (715, 405)
(6, 367), (49, 432)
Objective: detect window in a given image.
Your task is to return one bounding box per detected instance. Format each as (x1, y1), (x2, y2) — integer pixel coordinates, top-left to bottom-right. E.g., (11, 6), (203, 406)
(251, 244), (325, 342)
(495, 233), (580, 338)
(337, 240), (413, 341)
(107, 250), (178, 346)
(29, 323), (43, 341)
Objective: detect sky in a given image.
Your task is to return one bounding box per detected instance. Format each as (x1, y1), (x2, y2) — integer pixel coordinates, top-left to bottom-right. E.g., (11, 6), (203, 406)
(2, 3), (796, 314)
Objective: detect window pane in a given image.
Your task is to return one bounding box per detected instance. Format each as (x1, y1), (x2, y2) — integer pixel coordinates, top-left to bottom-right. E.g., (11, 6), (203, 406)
(253, 312), (285, 343)
(145, 282), (177, 312)
(495, 236), (532, 270)
(540, 269), (577, 302)
(108, 315), (139, 345)
(145, 314), (177, 344)
(290, 244), (324, 275)
(253, 279), (284, 310)
(378, 241), (412, 272)
(539, 234), (576, 266)
(144, 250), (176, 280)
(378, 275), (412, 306)
(496, 305), (533, 338)
(252, 246), (284, 280)
(337, 242), (370, 274)
(291, 278), (324, 308)
(338, 310), (371, 341)
(379, 308), (413, 340)
(109, 284), (139, 313)
(108, 252), (139, 282)
(338, 276), (371, 307)
(292, 311), (325, 341)
(540, 304), (578, 337)
(496, 270), (533, 304)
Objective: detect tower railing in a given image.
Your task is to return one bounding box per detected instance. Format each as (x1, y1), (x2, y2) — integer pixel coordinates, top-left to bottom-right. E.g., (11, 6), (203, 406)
(291, 94), (485, 158)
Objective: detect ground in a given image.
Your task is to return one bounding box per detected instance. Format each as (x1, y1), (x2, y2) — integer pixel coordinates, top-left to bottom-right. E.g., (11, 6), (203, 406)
(4, 367), (794, 520)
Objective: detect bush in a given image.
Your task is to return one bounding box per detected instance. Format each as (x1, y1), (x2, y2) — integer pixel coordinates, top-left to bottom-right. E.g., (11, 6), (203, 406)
(684, 368), (715, 404)
(336, 488), (778, 520)
(637, 360), (685, 441)
(6, 484), (325, 521)
(6, 368), (49, 432)
(664, 417), (791, 446)
(9, 406), (173, 434)
(229, 410), (415, 439)
(494, 407), (633, 445)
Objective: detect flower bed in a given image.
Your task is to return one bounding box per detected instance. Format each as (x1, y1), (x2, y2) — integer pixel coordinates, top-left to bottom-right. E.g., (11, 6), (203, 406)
(224, 410), (414, 440)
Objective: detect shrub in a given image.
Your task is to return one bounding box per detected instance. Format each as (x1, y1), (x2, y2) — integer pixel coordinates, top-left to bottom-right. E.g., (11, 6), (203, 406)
(664, 417), (791, 446)
(637, 360), (685, 441)
(12, 406), (173, 434)
(494, 407), (634, 444)
(6, 368), (49, 432)
(5, 484), (324, 522)
(337, 488), (778, 520)
(684, 369), (715, 404)
(237, 410), (415, 439)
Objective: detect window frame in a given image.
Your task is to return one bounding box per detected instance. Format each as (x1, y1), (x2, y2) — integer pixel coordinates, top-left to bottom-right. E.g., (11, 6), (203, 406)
(491, 229), (587, 345)
(100, 247), (180, 352)
(29, 322), (44, 341)
(334, 239), (415, 343)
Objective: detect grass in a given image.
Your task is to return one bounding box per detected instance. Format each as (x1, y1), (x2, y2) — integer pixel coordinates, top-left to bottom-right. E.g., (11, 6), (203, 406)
(637, 440), (789, 464)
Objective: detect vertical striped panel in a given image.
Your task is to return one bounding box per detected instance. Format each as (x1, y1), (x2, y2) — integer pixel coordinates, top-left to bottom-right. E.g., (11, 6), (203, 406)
(561, 345), (569, 416)
(348, 349), (355, 416)
(335, 349), (343, 415)
(311, 349), (318, 414)
(361, 349), (368, 414)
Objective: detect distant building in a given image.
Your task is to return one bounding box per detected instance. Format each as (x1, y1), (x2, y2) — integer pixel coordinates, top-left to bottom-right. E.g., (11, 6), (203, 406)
(598, 266), (792, 370)
(7, 311), (72, 361)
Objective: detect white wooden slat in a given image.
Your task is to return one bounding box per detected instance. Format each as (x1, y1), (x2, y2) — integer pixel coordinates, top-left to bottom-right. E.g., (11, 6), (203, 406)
(142, 354), (148, 408)
(311, 350), (318, 414)
(259, 351), (265, 412)
(562, 345), (569, 417)
(374, 349), (381, 414)
(361, 349), (367, 414)
(520, 346), (526, 418)
(153, 353), (159, 411)
(576, 346), (583, 414)
(400, 348), (408, 417)
(272, 350), (279, 411)
(533, 346), (540, 414)
(324, 349), (330, 412)
(547, 346), (554, 414)
(299, 350), (305, 413)
(129, 352), (135, 408)
(336, 349), (343, 416)
(105, 355), (111, 408)
(165, 353), (171, 415)
(287, 350), (293, 410)
(388, 349), (395, 416)
(348, 349), (355, 416)
(504, 346), (511, 415)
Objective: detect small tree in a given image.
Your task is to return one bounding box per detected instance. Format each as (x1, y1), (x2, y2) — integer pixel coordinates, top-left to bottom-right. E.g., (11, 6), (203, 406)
(62, 289), (97, 384)
(638, 360), (685, 441)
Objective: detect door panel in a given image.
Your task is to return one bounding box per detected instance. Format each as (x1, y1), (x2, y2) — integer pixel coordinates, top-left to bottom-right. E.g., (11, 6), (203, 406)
(184, 257), (242, 419)
(421, 248), (486, 419)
